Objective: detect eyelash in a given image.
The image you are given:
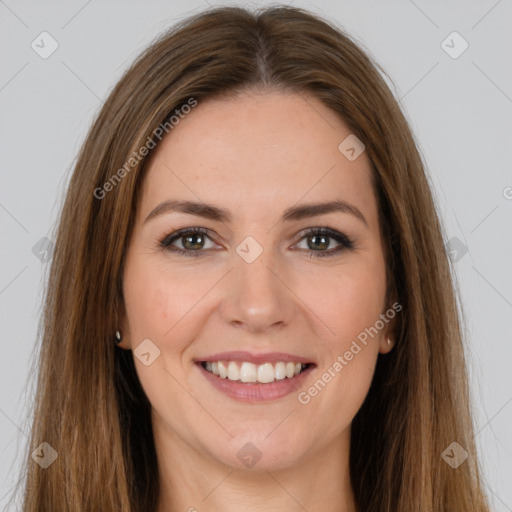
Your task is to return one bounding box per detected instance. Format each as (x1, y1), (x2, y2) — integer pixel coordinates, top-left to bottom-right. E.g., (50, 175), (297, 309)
(159, 227), (354, 259)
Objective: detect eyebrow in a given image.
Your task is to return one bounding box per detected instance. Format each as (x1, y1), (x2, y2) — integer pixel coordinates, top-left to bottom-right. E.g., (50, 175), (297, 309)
(143, 199), (368, 227)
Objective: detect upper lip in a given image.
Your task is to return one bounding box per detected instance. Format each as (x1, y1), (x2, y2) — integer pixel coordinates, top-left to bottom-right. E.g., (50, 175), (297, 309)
(195, 351), (315, 365)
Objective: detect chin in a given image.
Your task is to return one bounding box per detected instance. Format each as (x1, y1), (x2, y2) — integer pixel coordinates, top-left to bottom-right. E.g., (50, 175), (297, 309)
(205, 431), (309, 472)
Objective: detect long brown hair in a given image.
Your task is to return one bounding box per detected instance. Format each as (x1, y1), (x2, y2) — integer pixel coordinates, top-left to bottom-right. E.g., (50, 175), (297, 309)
(11, 5), (490, 511)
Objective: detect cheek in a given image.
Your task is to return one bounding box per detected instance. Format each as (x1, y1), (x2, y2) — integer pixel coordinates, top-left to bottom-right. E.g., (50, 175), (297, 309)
(292, 258), (385, 424)
(296, 259), (387, 345)
(297, 284), (381, 442)
(122, 258), (199, 413)
(124, 274), (167, 339)
(123, 257), (201, 342)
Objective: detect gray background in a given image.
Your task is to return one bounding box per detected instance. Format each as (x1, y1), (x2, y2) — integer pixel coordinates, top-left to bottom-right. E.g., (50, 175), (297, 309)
(1, 0), (511, 510)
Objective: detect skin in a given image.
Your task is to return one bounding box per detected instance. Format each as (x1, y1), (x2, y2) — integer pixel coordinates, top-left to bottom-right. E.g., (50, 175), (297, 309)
(118, 90), (396, 512)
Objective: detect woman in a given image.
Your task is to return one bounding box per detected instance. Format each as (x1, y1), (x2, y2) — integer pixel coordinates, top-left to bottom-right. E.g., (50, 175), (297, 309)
(15, 5), (491, 511)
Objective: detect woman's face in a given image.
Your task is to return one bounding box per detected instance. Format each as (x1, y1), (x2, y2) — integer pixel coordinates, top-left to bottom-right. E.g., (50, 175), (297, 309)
(120, 90), (394, 471)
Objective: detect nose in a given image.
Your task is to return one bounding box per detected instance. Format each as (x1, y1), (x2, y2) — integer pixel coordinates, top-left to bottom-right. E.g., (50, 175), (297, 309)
(220, 243), (296, 334)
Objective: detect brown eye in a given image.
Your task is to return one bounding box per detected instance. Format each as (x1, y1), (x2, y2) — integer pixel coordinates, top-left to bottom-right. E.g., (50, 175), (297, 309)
(160, 227), (215, 257)
(295, 228), (354, 258)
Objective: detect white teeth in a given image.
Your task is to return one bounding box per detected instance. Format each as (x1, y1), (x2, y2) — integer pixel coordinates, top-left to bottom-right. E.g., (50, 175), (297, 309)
(218, 361), (228, 378)
(240, 362), (257, 383)
(257, 363), (275, 383)
(227, 361), (239, 381)
(274, 362), (286, 380)
(202, 360), (309, 383)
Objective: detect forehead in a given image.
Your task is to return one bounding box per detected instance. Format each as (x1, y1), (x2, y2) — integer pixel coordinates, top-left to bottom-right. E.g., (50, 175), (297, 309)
(138, 91), (377, 228)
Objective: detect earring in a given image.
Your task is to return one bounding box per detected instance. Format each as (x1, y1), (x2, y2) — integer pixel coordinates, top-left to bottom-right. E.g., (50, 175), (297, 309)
(115, 330), (122, 344)
(387, 337), (391, 346)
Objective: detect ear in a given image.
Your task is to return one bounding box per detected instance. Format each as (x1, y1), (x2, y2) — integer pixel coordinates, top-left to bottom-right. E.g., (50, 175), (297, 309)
(378, 301), (401, 354)
(115, 301), (132, 350)
(379, 331), (396, 354)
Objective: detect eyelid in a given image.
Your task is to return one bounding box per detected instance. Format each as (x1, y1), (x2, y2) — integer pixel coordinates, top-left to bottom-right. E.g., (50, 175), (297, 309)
(292, 227), (355, 254)
(160, 226), (218, 248)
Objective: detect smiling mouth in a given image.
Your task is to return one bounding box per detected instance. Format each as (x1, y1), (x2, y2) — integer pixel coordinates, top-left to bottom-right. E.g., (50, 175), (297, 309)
(200, 360), (313, 384)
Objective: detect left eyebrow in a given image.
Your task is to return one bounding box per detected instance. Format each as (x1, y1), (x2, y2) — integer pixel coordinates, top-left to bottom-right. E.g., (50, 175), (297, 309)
(143, 199), (368, 228)
(282, 200), (368, 227)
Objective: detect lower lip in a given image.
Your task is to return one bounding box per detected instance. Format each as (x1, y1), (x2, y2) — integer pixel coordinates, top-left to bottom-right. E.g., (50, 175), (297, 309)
(197, 363), (315, 402)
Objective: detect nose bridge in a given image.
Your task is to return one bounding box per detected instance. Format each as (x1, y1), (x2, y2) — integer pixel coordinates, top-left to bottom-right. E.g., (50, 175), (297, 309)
(222, 234), (292, 332)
